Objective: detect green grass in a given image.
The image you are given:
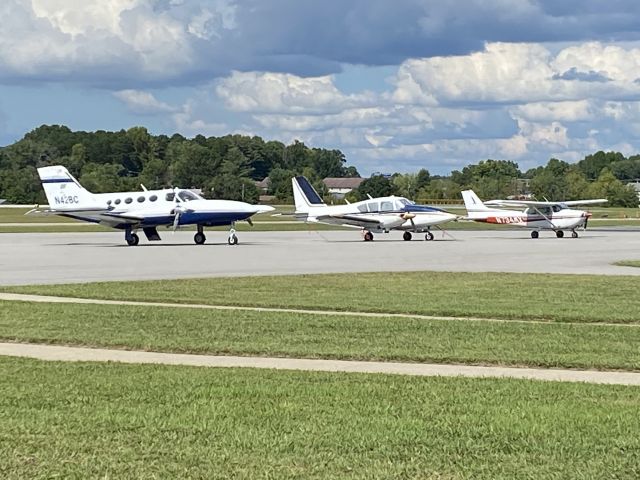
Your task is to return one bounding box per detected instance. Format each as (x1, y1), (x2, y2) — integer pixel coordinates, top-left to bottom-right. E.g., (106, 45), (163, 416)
(615, 260), (640, 268)
(6, 271), (640, 324)
(1, 301), (640, 370)
(1, 357), (639, 479)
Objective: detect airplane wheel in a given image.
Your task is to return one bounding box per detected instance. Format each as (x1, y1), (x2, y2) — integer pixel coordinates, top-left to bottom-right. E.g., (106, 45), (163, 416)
(228, 234), (238, 245)
(364, 231), (374, 242)
(194, 232), (206, 245)
(556, 230), (564, 238)
(572, 231), (578, 238)
(403, 232), (412, 241)
(126, 233), (139, 246)
(530, 231), (539, 239)
(425, 231), (434, 241)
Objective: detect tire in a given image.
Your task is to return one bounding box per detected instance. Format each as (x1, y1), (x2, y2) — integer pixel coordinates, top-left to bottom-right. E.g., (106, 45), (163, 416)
(364, 231), (374, 242)
(556, 230), (564, 238)
(571, 231), (578, 238)
(531, 231), (539, 239)
(126, 233), (139, 246)
(425, 231), (434, 241)
(228, 235), (238, 245)
(403, 232), (412, 241)
(194, 232), (206, 245)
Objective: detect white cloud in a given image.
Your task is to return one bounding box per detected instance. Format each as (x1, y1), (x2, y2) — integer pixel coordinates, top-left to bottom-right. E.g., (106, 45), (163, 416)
(113, 89), (177, 114)
(215, 71), (376, 114)
(391, 42), (640, 106)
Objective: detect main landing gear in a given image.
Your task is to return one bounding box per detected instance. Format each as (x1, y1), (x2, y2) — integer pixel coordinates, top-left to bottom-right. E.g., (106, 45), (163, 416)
(403, 232), (412, 241)
(125, 227), (139, 246)
(194, 224), (206, 245)
(571, 230), (579, 238)
(425, 231), (434, 241)
(530, 231), (539, 239)
(126, 232), (139, 246)
(363, 230), (374, 242)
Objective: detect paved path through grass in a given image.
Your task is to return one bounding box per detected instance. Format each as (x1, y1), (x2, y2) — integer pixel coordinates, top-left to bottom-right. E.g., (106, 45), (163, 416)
(2, 342), (640, 385)
(1, 292), (639, 328)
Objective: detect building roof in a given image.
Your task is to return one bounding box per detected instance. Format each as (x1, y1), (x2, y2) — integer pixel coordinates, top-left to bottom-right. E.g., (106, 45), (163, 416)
(628, 181), (640, 192)
(322, 177), (364, 189)
(255, 178), (270, 189)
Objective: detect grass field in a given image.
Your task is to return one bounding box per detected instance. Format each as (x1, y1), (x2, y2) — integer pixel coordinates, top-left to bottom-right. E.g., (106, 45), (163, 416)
(1, 356), (639, 479)
(6, 271), (640, 323)
(615, 260), (640, 268)
(1, 300), (640, 370)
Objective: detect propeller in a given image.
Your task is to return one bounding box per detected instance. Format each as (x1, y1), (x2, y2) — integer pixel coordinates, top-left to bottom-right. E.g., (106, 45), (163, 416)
(400, 211), (416, 230)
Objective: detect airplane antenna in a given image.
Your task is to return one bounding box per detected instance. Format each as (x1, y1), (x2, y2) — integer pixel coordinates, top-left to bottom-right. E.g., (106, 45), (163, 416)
(344, 199), (351, 204)
(140, 184), (148, 191)
(367, 194), (373, 199)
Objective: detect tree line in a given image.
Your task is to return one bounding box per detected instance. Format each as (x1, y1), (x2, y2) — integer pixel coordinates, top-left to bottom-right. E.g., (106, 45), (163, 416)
(348, 154), (639, 207)
(0, 125), (358, 204)
(0, 125), (638, 207)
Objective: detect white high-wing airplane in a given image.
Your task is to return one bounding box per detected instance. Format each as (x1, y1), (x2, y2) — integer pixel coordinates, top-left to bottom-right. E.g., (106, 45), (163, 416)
(292, 176), (457, 241)
(29, 165), (274, 246)
(461, 189), (607, 238)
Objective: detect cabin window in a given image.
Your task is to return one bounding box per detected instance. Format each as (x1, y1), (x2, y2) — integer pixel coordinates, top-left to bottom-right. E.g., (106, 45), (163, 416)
(149, 195), (158, 202)
(106, 200), (112, 206)
(357, 204), (368, 213)
(114, 199), (121, 205)
(366, 202), (378, 212)
(166, 192), (175, 201)
(125, 197), (133, 204)
(552, 205), (561, 213)
(137, 196), (145, 203)
(380, 201), (394, 211)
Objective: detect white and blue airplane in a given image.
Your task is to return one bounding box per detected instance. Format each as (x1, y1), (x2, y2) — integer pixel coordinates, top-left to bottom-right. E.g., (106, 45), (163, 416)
(29, 165), (274, 246)
(291, 176), (457, 241)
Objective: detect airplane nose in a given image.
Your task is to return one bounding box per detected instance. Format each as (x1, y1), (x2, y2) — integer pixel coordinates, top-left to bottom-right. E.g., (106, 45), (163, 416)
(253, 205), (275, 214)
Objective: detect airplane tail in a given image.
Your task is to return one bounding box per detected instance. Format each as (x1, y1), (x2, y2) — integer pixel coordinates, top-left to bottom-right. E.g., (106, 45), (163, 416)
(461, 189), (490, 212)
(37, 165), (104, 211)
(291, 176), (326, 213)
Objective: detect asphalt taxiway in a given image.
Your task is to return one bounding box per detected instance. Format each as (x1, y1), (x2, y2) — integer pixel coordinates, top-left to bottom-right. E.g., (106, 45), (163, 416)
(0, 228), (638, 285)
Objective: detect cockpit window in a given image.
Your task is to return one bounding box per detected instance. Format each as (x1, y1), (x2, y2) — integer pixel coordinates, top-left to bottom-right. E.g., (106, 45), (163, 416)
(397, 198), (413, 206)
(552, 205), (561, 213)
(366, 202), (378, 212)
(165, 192), (175, 202)
(357, 203), (368, 213)
(178, 190), (200, 202)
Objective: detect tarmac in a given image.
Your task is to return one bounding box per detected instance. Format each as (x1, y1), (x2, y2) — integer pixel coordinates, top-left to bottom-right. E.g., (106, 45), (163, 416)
(0, 228), (639, 285)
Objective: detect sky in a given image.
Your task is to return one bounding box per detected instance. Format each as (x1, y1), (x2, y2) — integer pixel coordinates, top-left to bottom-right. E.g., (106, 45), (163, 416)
(2, 1), (640, 175)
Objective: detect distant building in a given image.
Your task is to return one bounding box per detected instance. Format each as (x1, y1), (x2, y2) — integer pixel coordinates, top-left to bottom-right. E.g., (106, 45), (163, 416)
(0, 199), (5, 205)
(323, 177), (364, 199)
(255, 177), (270, 193)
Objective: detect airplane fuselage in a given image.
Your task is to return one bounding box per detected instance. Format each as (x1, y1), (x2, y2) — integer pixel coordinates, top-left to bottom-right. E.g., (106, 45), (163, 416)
(469, 207), (590, 230)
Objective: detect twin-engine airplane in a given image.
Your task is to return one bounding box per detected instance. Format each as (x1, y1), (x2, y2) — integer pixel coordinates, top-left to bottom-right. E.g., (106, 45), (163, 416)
(292, 176), (457, 241)
(461, 189), (607, 238)
(30, 165), (274, 246)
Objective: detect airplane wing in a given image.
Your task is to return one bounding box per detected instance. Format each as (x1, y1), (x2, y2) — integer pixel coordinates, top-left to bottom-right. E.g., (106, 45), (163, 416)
(485, 198), (608, 208)
(561, 199), (608, 206)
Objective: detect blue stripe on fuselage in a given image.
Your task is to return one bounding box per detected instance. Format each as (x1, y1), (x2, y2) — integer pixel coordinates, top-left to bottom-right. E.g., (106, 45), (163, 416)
(403, 205), (447, 213)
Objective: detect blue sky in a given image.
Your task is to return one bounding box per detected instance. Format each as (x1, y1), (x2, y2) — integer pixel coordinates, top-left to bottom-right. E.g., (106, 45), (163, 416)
(3, 1), (640, 175)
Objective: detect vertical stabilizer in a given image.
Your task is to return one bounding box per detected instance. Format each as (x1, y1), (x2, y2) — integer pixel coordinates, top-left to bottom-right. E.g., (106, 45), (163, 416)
(461, 189), (490, 212)
(291, 176), (326, 213)
(37, 165), (103, 210)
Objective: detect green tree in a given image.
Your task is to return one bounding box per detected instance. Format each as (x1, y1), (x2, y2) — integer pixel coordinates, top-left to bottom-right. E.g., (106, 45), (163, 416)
(351, 175), (397, 200)
(588, 169), (639, 207)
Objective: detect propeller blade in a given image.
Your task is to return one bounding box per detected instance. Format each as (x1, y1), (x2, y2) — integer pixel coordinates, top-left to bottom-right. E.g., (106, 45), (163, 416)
(172, 212), (180, 232)
(247, 217), (254, 226)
